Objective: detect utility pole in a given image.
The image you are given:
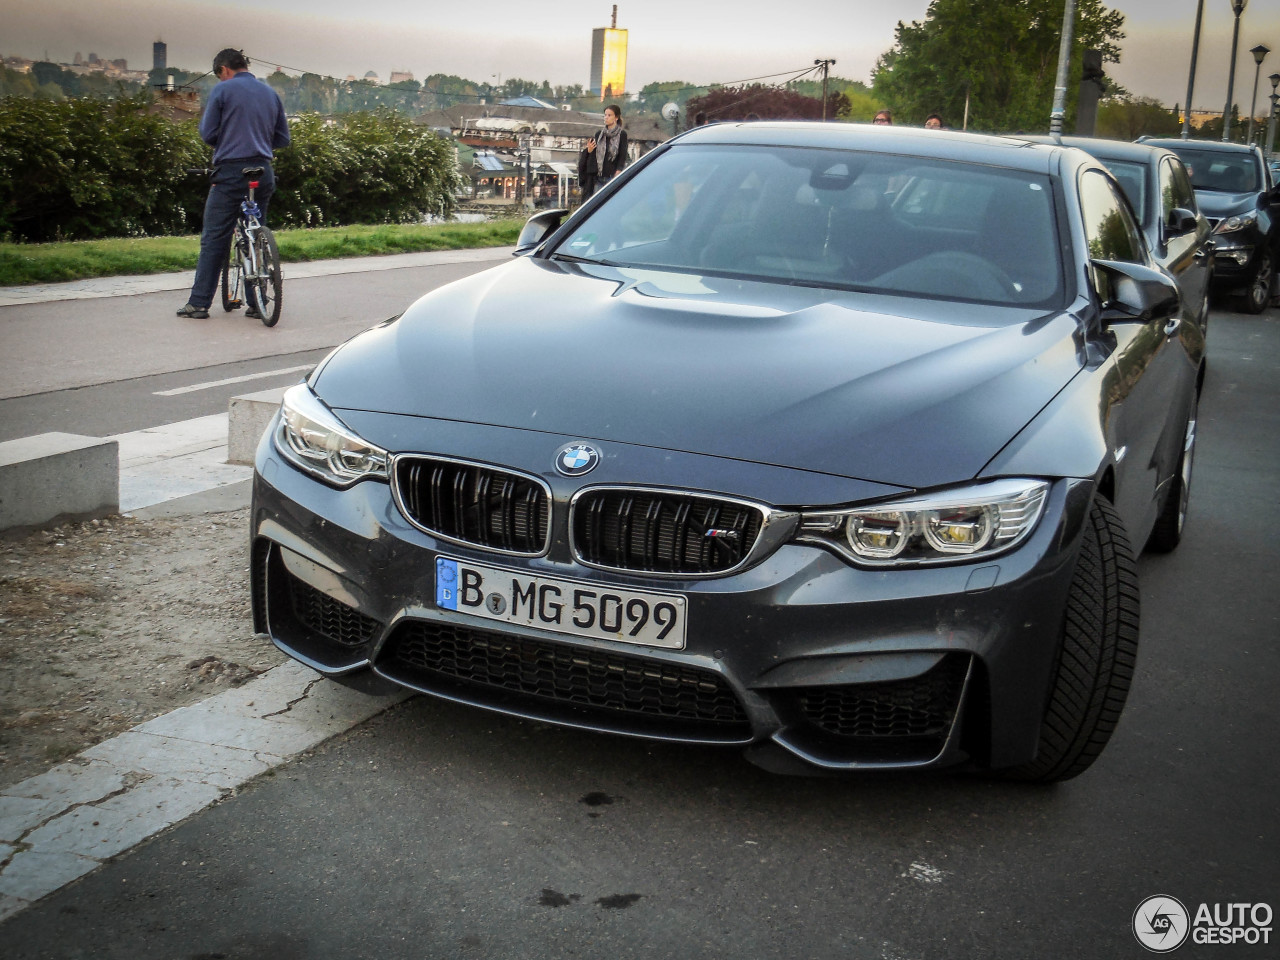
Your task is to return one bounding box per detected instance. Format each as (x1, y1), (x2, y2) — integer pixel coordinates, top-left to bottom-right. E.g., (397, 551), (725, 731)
(1049, 0), (1077, 136)
(815, 59), (836, 120)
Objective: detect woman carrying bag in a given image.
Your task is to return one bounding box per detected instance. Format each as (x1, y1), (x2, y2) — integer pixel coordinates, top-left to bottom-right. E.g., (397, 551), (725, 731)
(579, 104), (628, 202)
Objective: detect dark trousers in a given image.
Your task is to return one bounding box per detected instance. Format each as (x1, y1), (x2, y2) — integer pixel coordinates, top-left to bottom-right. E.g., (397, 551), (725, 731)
(188, 161), (275, 308)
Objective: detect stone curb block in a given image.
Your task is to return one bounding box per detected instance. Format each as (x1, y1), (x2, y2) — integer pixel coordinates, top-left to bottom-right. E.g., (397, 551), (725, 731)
(228, 387), (287, 466)
(0, 433), (118, 533)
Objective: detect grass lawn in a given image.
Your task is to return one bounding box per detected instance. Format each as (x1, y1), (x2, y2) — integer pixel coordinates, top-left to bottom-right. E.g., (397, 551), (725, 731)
(0, 220), (524, 286)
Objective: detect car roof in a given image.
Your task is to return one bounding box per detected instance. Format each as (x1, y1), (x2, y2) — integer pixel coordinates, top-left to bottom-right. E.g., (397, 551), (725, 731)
(672, 121), (1064, 176)
(1023, 135), (1175, 166)
(1139, 137), (1260, 157)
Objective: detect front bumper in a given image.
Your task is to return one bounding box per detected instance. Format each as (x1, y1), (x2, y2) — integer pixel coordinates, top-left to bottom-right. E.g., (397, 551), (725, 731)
(250, 424), (1094, 774)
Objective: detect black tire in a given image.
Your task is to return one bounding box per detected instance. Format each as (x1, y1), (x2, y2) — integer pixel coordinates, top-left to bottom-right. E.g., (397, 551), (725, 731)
(247, 225), (282, 327)
(1146, 394), (1197, 553)
(1004, 497), (1140, 783)
(220, 234), (242, 312)
(1240, 247), (1273, 315)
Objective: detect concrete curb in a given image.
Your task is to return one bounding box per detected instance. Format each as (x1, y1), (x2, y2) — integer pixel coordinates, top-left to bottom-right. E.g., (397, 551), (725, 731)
(0, 246), (515, 307)
(0, 662), (410, 921)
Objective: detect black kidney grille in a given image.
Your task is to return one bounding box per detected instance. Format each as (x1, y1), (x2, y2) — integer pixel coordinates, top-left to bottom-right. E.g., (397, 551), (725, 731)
(395, 457), (550, 555)
(287, 570), (382, 650)
(385, 619), (748, 728)
(574, 490), (764, 575)
(794, 654), (969, 740)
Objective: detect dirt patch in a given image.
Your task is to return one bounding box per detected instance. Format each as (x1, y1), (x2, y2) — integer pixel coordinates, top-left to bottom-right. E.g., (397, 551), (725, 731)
(0, 508), (285, 791)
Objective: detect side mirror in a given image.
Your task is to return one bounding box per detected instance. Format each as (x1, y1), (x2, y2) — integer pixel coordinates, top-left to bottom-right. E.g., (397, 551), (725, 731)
(513, 208), (569, 256)
(1092, 259), (1181, 324)
(1164, 207), (1198, 237)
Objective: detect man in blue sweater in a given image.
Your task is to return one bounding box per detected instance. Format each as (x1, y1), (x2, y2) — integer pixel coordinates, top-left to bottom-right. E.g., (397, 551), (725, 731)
(177, 49), (290, 319)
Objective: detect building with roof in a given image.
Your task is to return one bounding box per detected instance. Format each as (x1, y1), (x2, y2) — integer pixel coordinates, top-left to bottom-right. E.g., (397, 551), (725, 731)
(418, 100), (667, 206)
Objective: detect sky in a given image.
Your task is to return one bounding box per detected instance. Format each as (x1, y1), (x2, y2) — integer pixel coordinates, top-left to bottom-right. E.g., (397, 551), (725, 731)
(3, 0), (1279, 115)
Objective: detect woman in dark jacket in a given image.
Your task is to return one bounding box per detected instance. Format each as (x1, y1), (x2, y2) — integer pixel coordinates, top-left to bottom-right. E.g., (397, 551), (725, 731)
(581, 104), (628, 201)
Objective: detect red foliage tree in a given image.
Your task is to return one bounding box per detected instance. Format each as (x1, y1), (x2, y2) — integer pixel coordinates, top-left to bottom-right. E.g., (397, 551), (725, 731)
(686, 84), (849, 123)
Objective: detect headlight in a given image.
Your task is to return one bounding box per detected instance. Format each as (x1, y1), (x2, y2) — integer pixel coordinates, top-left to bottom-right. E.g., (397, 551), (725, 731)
(1213, 213), (1256, 235)
(274, 383), (388, 487)
(796, 478), (1049, 566)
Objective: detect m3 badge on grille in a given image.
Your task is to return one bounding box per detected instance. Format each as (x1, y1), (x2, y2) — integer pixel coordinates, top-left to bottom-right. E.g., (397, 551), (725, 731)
(555, 442), (601, 477)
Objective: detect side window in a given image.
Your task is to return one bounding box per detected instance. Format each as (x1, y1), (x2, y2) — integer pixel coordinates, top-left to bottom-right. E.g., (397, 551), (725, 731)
(1079, 169), (1144, 264)
(1161, 159), (1197, 220)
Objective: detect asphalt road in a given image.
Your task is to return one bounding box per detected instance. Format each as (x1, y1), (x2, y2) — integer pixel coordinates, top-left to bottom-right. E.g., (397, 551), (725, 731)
(2, 292), (1278, 959)
(0, 255), (506, 440)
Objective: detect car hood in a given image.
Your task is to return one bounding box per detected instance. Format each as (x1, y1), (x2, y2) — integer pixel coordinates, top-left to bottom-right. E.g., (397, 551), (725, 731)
(1194, 189), (1260, 220)
(313, 258), (1083, 489)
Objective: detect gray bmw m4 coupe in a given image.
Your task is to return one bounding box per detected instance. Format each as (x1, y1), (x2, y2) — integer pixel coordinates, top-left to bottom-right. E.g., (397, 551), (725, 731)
(251, 122), (1203, 781)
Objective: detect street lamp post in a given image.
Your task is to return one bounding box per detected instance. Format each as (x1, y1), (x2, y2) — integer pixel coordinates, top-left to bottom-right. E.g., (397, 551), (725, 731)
(1267, 73), (1280, 159)
(1246, 44), (1270, 144)
(1223, 0), (1247, 141)
(1182, 0), (1205, 139)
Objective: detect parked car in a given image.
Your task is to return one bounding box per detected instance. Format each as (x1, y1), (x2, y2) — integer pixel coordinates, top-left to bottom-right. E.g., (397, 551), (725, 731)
(250, 123), (1204, 782)
(1140, 137), (1279, 313)
(1025, 136), (1213, 331)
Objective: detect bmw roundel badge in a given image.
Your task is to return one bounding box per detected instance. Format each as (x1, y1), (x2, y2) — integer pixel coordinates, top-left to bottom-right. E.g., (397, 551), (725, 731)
(555, 442), (601, 477)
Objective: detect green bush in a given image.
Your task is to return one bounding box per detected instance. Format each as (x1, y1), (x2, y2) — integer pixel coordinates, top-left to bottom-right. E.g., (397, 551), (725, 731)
(0, 98), (465, 242)
(0, 94), (206, 242)
(272, 111), (465, 228)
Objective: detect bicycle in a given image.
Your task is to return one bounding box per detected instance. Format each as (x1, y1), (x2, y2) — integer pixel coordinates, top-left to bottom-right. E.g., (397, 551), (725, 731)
(188, 166), (283, 326)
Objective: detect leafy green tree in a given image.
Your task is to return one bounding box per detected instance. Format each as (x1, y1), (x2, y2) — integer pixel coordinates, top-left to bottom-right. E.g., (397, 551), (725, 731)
(873, 0), (1125, 132)
(1096, 96), (1180, 140)
(636, 81), (696, 114)
(0, 67), (38, 99)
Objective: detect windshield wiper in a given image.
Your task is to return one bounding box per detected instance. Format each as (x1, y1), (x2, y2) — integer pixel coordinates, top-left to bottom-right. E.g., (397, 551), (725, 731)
(548, 251), (615, 266)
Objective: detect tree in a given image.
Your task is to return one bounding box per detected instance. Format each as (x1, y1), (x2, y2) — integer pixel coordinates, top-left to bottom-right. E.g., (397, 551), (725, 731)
(636, 80), (697, 114)
(787, 76), (882, 121)
(873, 0), (1125, 133)
(1096, 96), (1180, 140)
(685, 84), (848, 122)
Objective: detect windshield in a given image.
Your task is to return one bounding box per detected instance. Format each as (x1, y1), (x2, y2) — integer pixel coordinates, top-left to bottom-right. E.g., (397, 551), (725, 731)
(552, 144), (1064, 307)
(1167, 146), (1260, 193)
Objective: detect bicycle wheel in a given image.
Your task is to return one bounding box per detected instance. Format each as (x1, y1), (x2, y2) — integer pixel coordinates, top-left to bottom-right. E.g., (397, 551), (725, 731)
(220, 232), (244, 312)
(247, 225), (282, 327)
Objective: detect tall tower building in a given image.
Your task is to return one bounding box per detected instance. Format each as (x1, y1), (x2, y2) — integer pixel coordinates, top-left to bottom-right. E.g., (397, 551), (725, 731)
(153, 41), (167, 72)
(589, 5), (627, 100)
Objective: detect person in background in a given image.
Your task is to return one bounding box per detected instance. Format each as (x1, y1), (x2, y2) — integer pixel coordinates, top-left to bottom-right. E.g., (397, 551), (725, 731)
(580, 104), (629, 201)
(925, 114), (945, 129)
(177, 48), (290, 320)
(873, 110), (892, 125)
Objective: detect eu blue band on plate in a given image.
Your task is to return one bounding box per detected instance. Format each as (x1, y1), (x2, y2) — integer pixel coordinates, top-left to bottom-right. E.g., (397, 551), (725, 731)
(436, 557), (459, 610)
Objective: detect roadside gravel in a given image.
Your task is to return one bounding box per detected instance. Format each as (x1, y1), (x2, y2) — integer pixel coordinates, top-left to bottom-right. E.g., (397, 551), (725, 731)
(0, 507), (284, 791)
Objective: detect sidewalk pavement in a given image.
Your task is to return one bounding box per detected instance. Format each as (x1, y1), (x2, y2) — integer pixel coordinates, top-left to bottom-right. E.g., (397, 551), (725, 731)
(0, 252), (518, 921)
(0, 246), (516, 308)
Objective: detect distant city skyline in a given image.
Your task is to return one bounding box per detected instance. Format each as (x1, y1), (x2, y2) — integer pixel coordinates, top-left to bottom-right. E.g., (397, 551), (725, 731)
(3, 0), (1279, 113)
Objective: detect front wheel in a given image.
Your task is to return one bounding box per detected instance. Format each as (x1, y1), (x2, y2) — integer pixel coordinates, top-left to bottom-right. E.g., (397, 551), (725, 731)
(1003, 497), (1140, 783)
(247, 225), (282, 327)
(1240, 248), (1273, 315)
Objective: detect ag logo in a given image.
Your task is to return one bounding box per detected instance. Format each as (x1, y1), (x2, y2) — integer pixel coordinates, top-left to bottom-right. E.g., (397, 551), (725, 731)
(554, 442), (601, 477)
(1133, 895), (1190, 953)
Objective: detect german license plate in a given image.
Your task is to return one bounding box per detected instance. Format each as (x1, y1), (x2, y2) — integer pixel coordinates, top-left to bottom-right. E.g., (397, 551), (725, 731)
(435, 557), (686, 649)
